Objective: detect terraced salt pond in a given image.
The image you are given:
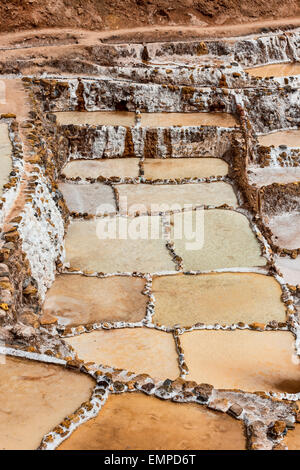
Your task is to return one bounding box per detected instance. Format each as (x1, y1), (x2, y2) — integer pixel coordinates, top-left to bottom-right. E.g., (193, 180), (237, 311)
(246, 62), (300, 78)
(266, 213), (300, 250)
(0, 79), (30, 121)
(139, 112), (238, 128)
(274, 255), (300, 286)
(61, 158), (140, 179)
(59, 182), (116, 214)
(64, 209), (265, 273)
(45, 100), (300, 449)
(58, 394), (246, 451)
(65, 329), (180, 380)
(257, 129), (300, 147)
(44, 271), (286, 329)
(65, 217), (175, 273)
(181, 330), (300, 393)
(248, 167), (300, 187)
(4, 32), (300, 451)
(152, 273), (286, 327)
(116, 182), (237, 215)
(61, 157), (229, 180)
(285, 423), (300, 450)
(55, 111), (136, 126)
(171, 210), (266, 270)
(0, 355), (94, 450)
(0, 123), (12, 196)
(40, 78), (300, 449)
(143, 157), (229, 179)
(43, 275), (147, 326)
(55, 111), (238, 128)
(60, 181), (237, 216)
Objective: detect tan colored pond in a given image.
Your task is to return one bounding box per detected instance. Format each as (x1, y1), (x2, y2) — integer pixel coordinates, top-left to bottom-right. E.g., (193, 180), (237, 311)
(58, 394), (246, 450)
(55, 111), (136, 126)
(0, 123), (12, 196)
(116, 182), (237, 215)
(152, 272), (286, 327)
(258, 130), (300, 147)
(64, 217), (175, 273)
(59, 182), (116, 215)
(172, 209), (266, 271)
(248, 167), (300, 187)
(0, 79), (30, 122)
(140, 112), (238, 128)
(43, 274), (147, 326)
(61, 158), (140, 179)
(246, 62), (300, 78)
(61, 158), (229, 181)
(284, 424), (300, 450)
(267, 213), (300, 250)
(65, 328), (179, 380)
(55, 111), (238, 128)
(181, 330), (300, 393)
(143, 157), (228, 179)
(0, 355), (94, 450)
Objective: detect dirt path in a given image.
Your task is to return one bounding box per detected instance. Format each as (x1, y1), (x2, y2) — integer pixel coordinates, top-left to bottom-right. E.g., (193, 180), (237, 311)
(94, 17), (300, 43)
(0, 16), (299, 53)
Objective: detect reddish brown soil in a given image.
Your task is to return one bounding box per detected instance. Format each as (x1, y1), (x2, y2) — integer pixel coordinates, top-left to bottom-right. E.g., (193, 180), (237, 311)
(0, 0), (299, 34)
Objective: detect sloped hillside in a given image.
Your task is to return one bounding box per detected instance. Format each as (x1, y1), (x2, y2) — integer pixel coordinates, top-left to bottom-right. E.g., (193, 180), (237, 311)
(0, 0), (298, 33)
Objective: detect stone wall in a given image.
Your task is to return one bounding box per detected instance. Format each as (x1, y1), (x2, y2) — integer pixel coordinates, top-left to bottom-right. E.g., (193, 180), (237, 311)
(243, 88), (300, 133)
(0, 79), (70, 340)
(36, 78), (237, 114)
(94, 31), (300, 67)
(260, 182), (300, 216)
(61, 124), (239, 160)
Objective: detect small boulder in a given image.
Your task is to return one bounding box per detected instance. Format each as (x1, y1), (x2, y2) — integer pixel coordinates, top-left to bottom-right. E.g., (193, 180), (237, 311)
(228, 403), (243, 418)
(268, 420), (287, 438)
(193, 383), (213, 402)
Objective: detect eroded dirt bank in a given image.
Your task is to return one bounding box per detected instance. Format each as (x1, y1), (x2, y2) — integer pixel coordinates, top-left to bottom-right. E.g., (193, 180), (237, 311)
(0, 0), (299, 35)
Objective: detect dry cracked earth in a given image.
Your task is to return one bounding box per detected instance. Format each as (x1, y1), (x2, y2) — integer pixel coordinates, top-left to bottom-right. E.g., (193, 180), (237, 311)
(1, 23), (300, 451)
